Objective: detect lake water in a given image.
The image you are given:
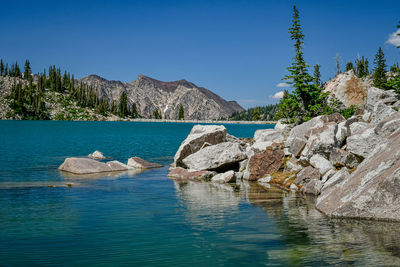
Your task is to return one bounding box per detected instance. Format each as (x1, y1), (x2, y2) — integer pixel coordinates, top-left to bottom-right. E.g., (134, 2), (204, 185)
(0, 121), (399, 266)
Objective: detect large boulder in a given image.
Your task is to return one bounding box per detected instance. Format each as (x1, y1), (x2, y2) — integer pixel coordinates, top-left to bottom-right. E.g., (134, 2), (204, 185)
(300, 179), (323, 195)
(244, 146), (284, 181)
(300, 122), (339, 159)
(366, 86), (397, 111)
(182, 142), (247, 172)
(370, 101), (396, 123)
(168, 167), (216, 181)
(346, 128), (381, 159)
(285, 114), (345, 157)
(211, 170), (236, 184)
(316, 125), (400, 221)
(127, 157), (162, 169)
(254, 129), (283, 143)
(330, 148), (361, 169)
(309, 154), (334, 175)
(58, 158), (128, 174)
(173, 125), (227, 167)
(323, 70), (368, 108)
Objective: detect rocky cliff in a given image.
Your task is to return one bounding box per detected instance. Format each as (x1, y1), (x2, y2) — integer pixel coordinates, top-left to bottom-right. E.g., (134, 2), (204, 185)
(80, 74), (244, 120)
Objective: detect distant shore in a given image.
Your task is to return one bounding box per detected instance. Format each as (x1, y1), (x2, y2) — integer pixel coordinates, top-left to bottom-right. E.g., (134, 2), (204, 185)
(129, 118), (276, 124)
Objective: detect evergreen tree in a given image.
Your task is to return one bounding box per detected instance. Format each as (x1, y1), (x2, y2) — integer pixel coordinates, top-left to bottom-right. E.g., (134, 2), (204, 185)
(153, 109), (161, 119)
(118, 92), (128, 117)
(355, 56), (369, 78)
(373, 47), (387, 89)
(252, 107), (260, 121)
(14, 62), (21, 78)
(390, 63), (400, 73)
(130, 103), (138, 118)
(336, 54), (341, 76)
(276, 5), (329, 123)
(398, 20), (400, 48)
(345, 62), (354, 72)
(178, 104), (184, 120)
(24, 60), (32, 81)
(0, 59), (4, 76)
(313, 64), (321, 87)
(4, 63), (8, 76)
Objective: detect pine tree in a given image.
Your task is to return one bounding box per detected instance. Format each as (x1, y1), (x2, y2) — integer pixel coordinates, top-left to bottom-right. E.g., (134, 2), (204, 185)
(178, 104), (184, 120)
(276, 5), (329, 123)
(14, 62), (21, 78)
(313, 64), (321, 87)
(118, 92), (128, 118)
(0, 59), (4, 76)
(24, 60), (32, 81)
(373, 47), (387, 89)
(252, 107), (260, 121)
(346, 62), (354, 72)
(131, 103), (138, 118)
(153, 109), (161, 119)
(390, 63), (400, 73)
(398, 20), (400, 49)
(336, 54), (341, 76)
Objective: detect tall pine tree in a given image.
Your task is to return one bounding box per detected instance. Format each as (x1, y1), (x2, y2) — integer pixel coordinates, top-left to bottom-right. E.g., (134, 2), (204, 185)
(373, 47), (387, 89)
(313, 64), (321, 87)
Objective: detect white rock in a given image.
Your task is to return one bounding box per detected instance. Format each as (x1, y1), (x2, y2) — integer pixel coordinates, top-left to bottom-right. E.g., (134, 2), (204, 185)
(88, 150), (106, 159)
(321, 169), (337, 184)
(253, 129), (283, 143)
(211, 170), (236, 184)
(251, 141), (273, 152)
(257, 175), (273, 184)
(309, 154), (334, 175)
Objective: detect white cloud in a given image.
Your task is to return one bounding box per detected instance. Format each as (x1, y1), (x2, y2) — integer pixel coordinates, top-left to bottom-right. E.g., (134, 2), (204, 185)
(276, 82), (290, 88)
(387, 29), (400, 47)
(272, 91), (284, 99)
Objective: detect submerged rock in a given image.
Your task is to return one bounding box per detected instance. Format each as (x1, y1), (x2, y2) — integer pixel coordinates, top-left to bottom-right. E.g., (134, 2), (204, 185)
(127, 157), (162, 169)
(211, 170), (236, 184)
(58, 157), (127, 174)
(168, 167), (216, 181)
(88, 150), (106, 159)
(173, 125), (227, 167)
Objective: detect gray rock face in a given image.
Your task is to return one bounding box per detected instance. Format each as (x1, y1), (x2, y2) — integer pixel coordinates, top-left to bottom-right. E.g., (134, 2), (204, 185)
(330, 148), (361, 169)
(309, 154), (334, 175)
(346, 128), (381, 158)
(80, 74), (244, 120)
(182, 142), (247, 171)
(253, 129), (283, 143)
(317, 115), (400, 221)
(173, 125), (227, 167)
(127, 157), (162, 169)
(301, 122), (339, 159)
(301, 179), (323, 195)
(366, 87), (397, 111)
(58, 157), (127, 174)
(211, 170), (236, 183)
(370, 101), (397, 123)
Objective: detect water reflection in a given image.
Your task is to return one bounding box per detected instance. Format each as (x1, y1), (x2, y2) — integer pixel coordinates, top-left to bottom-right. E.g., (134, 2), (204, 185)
(174, 180), (400, 266)
(59, 169), (143, 181)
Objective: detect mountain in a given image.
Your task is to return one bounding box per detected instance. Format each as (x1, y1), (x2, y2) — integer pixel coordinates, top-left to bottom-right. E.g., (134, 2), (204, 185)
(80, 74), (244, 120)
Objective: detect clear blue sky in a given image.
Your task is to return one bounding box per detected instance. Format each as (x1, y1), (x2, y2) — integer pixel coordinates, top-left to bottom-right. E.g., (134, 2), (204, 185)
(0, 0), (399, 108)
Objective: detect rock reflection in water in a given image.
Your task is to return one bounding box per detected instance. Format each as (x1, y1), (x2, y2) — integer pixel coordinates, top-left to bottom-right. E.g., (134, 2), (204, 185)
(246, 183), (400, 266)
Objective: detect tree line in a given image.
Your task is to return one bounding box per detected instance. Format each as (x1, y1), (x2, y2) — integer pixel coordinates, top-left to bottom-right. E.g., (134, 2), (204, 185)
(0, 60), (140, 119)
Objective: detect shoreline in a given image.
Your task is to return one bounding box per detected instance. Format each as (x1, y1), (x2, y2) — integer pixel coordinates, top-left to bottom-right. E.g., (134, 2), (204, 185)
(0, 118), (277, 124)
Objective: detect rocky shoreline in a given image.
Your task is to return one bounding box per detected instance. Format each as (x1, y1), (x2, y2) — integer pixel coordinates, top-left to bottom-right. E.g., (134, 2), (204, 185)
(168, 72), (400, 222)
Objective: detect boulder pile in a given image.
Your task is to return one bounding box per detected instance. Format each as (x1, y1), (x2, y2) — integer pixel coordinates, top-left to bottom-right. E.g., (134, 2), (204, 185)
(169, 72), (400, 221)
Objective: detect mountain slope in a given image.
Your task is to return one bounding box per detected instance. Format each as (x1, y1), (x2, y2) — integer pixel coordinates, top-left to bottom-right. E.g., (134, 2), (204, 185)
(80, 74), (244, 120)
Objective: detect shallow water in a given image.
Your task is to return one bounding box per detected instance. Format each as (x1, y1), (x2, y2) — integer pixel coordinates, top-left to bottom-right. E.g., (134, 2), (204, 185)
(0, 121), (399, 266)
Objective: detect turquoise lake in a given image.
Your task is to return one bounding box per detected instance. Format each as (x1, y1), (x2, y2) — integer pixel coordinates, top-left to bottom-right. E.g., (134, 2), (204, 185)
(0, 121), (400, 266)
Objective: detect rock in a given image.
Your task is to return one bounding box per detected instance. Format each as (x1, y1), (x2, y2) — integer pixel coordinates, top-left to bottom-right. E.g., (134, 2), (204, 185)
(274, 119), (294, 138)
(309, 154), (334, 175)
(168, 167), (216, 181)
(173, 125), (227, 167)
(301, 122), (338, 159)
(330, 148), (361, 169)
(239, 159), (248, 172)
(182, 142), (247, 171)
(106, 160), (129, 171)
(349, 121), (370, 135)
(88, 150), (106, 159)
(235, 172), (243, 180)
(290, 183), (299, 191)
(366, 86), (397, 111)
(320, 168), (350, 192)
(316, 122), (400, 221)
(245, 147), (284, 181)
(335, 121), (349, 147)
(285, 157), (302, 172)
(321, 169), (337, 184)
(58, 157), (114, 174)
(251, 141), (273, 152)
(370, 101), (396, 123)
(254, 129), (283, 143)
(300, 179), (323, 195)
(127, 157), (163, 169)
(294, 166), (320, 185)
(323, 70), (368, 108)
(285, 114), (344, 156)
(346, 128), (381, 159)
(287, 137), (307, 157)
(211, 170), (236, 184)
(257, 175), (273, 184)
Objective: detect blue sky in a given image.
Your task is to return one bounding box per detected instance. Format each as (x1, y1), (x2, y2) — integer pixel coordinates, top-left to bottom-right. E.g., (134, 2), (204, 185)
(0, 0), (399, 108)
